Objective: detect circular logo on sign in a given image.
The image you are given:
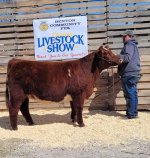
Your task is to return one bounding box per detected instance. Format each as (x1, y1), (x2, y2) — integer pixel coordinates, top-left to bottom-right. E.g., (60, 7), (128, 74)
(39, 22), (49, 31)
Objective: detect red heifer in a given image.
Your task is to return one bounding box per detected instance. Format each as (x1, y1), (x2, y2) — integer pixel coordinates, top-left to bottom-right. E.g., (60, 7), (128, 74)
(6, 45), (121, 130)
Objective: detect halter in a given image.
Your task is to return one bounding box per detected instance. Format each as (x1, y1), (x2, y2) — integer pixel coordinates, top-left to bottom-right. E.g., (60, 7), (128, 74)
(99, 56), (112, 64)
(96, 53), (113, 65)
(96, 45), (114, 65)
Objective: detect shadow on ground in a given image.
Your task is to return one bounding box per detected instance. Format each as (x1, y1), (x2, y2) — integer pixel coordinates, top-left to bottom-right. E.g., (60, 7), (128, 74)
(0, 111), (72, 130)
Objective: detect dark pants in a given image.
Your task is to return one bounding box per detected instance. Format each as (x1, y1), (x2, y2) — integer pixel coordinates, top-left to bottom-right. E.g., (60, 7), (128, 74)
(121, 75), (140, 117)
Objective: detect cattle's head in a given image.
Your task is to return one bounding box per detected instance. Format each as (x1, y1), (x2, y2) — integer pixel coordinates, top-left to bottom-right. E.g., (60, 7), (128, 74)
(97, 44), (121, 66)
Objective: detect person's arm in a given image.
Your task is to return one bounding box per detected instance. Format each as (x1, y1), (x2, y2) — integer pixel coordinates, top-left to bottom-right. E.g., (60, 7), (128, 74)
(118, 43), (134, 63)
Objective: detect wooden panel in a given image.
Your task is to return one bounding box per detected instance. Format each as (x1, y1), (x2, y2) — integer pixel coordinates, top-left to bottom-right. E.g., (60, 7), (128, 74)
(108, 10), (150, 18)
(116, 90), (150, 97)
(108, 29), (150, 36)
(108, 17), (150, 24)
(108, 0), (150, 5)
(114, 105), (150, 111)
(15, 0), (59, 7)
(115, 97), (150, 105)
(61, 1), (106, 8)
(15, 5), (59, 13)
(108, 23), (150, 30)
(0, 0), (150, 110)
(61, 8), (106, 16)
(108, 5), (150, 12)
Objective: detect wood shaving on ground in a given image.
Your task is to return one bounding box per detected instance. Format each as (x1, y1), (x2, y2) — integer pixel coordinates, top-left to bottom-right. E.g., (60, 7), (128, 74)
(0, 109), (149, 148)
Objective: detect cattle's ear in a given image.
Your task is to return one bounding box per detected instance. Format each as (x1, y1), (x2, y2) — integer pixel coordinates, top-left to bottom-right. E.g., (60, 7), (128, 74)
(98, 45), (106, 51)
(98, 45), (102, 50)
(98, 44), (109, 56)
(102, 43), (110, 50)
(105, 44), (109, 49)
(102, 45), (109, 52)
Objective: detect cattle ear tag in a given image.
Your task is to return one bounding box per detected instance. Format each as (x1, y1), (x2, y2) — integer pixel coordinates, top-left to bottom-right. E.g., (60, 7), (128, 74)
(68, 69), (71, 77)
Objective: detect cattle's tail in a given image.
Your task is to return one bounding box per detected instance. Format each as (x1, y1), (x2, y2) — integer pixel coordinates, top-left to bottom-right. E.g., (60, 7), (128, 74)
(6, 73), (11, 109)
(5, 59), (14, 108)
(6, 86), (9, 108)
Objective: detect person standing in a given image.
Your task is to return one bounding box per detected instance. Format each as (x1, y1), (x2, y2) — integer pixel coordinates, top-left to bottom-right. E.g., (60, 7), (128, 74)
(118, 30), (141, 119)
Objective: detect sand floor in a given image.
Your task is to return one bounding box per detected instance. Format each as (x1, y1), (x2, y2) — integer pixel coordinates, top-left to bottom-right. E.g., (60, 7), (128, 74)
(0, 109), (150, 157)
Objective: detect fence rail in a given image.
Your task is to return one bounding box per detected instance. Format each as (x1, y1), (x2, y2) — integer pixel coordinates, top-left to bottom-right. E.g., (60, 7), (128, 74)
(0, 0), (150, 110)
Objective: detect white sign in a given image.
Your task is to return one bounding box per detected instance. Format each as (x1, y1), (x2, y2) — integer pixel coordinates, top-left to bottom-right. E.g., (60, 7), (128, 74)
(33, 16), (88, 60)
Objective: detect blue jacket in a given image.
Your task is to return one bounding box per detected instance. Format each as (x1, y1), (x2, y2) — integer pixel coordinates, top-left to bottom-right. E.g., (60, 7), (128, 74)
(118, 39), (141, 77)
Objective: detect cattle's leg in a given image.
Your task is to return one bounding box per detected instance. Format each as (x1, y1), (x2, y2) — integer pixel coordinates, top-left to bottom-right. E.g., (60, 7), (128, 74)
(70, 101), (76, 123)
(8, 106), (20, 130)
(6, 87), (19, 130)
(77, 107), (84, 127)
(6, 85), (26, 130)
(20, 97), (34, 125)
(72, 93), (85, 127)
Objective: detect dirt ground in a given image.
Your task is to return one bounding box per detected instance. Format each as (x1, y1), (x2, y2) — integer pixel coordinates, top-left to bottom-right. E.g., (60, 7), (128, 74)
(0, 108), (150, 158)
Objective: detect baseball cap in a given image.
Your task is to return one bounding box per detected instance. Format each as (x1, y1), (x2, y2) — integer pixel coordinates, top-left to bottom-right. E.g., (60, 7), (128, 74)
(122, 30), (134, 37)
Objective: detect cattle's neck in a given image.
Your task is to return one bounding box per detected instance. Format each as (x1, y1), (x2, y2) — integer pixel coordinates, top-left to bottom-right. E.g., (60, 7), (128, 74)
(91, 52), (115, 80)
(80, 51), (114, 82)
(84, 52), (102, 81)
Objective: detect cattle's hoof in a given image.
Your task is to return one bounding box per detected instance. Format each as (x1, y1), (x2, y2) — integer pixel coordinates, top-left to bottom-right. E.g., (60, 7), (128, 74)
(28, 122), (34, 126)
(72, 119), (76, 123)
(72, 119), (74, 123)
(12, 127), (18, 130)
(79, 123), (85, 127)
(73, 122), (78, 127)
